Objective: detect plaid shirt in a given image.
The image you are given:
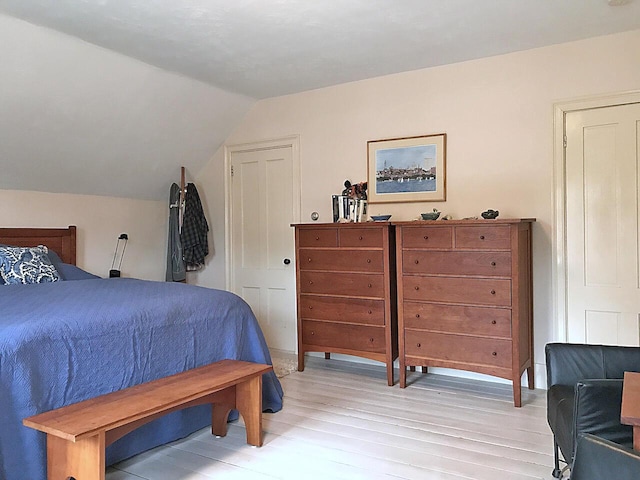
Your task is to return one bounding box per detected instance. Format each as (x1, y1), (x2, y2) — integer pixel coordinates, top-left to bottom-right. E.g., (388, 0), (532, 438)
(181, 183), (209, 268)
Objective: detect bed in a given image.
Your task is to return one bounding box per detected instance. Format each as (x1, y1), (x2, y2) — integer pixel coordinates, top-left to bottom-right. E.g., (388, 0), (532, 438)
(0, 226), (283, 480)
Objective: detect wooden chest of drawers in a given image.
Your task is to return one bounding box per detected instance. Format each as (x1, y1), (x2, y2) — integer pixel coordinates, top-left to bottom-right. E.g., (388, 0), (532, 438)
(395, 219), (535, 406)
(292, 223), (398, 385)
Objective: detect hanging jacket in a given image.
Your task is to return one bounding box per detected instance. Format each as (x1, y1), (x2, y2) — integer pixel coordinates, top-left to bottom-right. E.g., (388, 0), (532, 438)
(166, 183), (186, 281)
(181, 182), (209, 269)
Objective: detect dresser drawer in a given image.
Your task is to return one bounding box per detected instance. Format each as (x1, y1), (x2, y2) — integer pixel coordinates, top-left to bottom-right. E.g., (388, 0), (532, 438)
(403, 276), (511, 306)
(404, 331), (512, 368)
(403, 302), (511, 338)
(299, 295), (385, 326)
(302, 320), (386, 353)
(402, 251), (511, 277)
(299, 271), (385, 297)
(298, 228), (338, 247)
(339, 227), (384, 247)
(454, 225), (510, 249)
(401, 226), (453, 249)
(299, 248), (384, 272)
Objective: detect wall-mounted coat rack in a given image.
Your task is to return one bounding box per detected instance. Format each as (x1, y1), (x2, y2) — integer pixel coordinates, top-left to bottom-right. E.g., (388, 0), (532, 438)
(166, 166), (209, 282)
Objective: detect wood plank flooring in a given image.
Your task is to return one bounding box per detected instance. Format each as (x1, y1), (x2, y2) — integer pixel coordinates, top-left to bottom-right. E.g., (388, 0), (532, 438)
(106, 357), (557, 479)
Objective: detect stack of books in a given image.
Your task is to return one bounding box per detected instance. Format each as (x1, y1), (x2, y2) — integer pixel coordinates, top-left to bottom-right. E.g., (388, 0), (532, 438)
(332, 195), (367, 222)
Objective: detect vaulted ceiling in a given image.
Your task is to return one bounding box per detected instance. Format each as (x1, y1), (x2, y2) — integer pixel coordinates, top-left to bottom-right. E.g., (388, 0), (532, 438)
(1, 0), (639, 200)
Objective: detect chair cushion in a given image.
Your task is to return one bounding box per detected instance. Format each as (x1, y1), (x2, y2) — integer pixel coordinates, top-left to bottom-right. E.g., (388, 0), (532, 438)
(572, 434), (640, 480)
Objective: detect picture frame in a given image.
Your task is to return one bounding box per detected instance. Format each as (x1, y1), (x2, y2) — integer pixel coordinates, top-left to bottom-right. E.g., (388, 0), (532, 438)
(367, 133), (446, 203)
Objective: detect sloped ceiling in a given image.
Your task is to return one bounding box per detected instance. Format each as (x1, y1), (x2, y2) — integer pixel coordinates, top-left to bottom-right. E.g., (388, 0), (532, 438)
(1, 1), (639, 200)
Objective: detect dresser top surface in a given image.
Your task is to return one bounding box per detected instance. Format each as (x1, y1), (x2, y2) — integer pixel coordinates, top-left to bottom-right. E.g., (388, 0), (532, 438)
(292, 222), (392, 228)
(293, 219), (535, 228)
(392, 218), (535, 226)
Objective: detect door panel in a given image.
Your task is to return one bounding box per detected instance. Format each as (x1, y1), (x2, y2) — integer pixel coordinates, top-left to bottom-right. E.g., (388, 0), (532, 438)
(230, 144), (297, 352)
(565, 104), (640, 346)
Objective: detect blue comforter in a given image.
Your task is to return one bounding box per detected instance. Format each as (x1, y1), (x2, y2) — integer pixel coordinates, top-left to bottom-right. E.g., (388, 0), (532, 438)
(0, 278), (283, 480)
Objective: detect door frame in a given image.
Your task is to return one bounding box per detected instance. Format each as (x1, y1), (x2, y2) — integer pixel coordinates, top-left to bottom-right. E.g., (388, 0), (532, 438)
(224, 135), (301, 290)
(553, 90), (640, 342)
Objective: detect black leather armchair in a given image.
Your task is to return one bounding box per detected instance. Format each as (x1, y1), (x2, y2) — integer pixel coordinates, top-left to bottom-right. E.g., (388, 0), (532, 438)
(545, 342), (640, 478)
(571, 434), (640, 480)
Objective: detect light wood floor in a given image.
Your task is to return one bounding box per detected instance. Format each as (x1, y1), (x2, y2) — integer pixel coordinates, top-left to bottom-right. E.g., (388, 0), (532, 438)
(107, 357), (557, 480)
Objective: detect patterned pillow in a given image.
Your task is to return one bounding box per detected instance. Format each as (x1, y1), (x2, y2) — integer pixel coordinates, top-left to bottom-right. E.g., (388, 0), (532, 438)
(0, 245), (61, 285)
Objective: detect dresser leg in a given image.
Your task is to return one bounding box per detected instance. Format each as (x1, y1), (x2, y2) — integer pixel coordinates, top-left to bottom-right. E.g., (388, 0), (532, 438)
(400, 362), (407, 388)
(513, 381), (522, 408)
(324, 352), (330, 359)
(297, 351), (305, 372)
(527, 365), (535, 389)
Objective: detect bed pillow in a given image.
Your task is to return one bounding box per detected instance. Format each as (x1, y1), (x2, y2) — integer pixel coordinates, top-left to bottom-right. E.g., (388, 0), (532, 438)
(57, 263), (100, 281)
(46, 250), (100, 280)
(46, 249), (64, 270)
(0, 245), (61, 285)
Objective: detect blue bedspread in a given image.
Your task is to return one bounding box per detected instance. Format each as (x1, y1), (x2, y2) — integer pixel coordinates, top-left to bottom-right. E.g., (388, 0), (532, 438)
(0, 278), (283, 480)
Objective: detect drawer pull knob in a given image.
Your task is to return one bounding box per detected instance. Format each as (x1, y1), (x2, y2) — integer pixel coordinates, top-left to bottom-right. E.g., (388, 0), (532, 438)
(368, 310), (372, 314)
(309, 281), (314, 285)
(423, 235), (429, 240)
(492, 351), (497, 356)
(359, 236), (363, 240)
(417, 343), (421, 348)
(315, 236), (320, 241)
(367, 259), (371, 263)
(368, 283), (372, 288)
(311, 331), (315, 335)
(308, 258), (312, 262)
(480, 235), (485, 240)
(415, 286), (419, 290)
(414, 259), (419, 264)
(491, 261), (496, 267)
(490, 289), (496, 295)
(369, 337), (374, 342)
(308, 306), (313, 310)
(491, 320), (497, 324)
(415, 314), (420, 318)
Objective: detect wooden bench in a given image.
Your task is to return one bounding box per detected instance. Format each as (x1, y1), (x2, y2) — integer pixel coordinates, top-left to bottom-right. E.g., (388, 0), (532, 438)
(23, 359), (272, 480)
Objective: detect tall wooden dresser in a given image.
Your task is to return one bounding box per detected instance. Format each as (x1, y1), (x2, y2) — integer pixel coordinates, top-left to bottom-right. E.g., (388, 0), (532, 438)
(394, 219), (534, 406)
(292, 222), (397, 385)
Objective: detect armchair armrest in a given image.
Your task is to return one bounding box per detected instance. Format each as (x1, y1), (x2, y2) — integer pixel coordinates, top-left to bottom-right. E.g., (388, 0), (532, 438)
(574, 379), (633, 448)
(571, 434), (640, 480)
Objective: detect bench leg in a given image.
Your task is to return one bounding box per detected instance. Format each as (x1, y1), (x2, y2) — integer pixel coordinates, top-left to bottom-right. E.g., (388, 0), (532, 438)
(211, 388), (236, 438)
(236, 375), (263, 447)
(47, 432), (105, 480)
(210, 379), (264, 447)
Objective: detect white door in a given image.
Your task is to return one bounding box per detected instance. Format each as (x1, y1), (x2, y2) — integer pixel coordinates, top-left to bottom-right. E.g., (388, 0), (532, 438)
(565, 103), (640, 345)
(228, 140), (299, 352)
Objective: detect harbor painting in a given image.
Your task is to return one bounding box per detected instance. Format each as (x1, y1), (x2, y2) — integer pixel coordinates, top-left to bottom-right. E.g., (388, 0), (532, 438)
(367, 133), (446, 203)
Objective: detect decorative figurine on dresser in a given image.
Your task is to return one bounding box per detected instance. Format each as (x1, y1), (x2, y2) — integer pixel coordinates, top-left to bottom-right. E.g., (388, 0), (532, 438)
(394, 218), (535, 407)
(291, 222), (398, 385)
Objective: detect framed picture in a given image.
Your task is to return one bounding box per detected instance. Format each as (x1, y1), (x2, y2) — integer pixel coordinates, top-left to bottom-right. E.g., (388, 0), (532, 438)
(367, 133), (446, 203)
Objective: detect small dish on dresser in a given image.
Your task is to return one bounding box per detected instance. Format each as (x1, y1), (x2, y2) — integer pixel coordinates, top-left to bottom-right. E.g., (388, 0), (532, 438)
(421, 211), (440, 221)
(370, 214), (392, 222)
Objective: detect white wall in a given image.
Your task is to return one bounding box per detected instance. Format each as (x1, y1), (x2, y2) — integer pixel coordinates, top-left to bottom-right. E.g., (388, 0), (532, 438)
(195, 29), (640, 387)
(0, 13), (253, 283)
(0, 190), (166, 280)
(0, 13), (254, 201)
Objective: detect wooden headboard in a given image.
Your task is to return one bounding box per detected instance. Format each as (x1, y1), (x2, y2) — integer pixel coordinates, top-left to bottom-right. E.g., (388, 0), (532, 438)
(0, 226), (77, 265)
